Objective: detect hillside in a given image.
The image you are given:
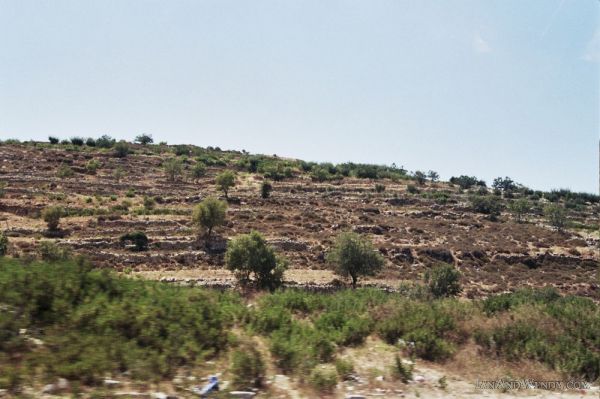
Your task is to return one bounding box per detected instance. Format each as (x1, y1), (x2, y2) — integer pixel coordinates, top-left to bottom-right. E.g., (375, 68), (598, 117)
(0, 139), (598, 299)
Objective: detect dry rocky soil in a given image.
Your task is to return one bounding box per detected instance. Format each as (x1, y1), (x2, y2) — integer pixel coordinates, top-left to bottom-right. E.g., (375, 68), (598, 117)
(0, 142), (599, 398)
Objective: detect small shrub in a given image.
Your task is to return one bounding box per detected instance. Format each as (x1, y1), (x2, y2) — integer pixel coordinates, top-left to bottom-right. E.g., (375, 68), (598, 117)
(56, 164), (75, 178)
(407, 184), (419, 194)
(114, 141), (129, 158)
(85, 137), (96, 147)
(70, 137), (84, 146)
(544, 204), (567, 232)
(230, 345), (265, 389)
(469, 195), (502, 220)
(143, 196), (156, 210)
(425, 264), (461, 298)
(508, 198), (530, 222)
(374, 183), (386, 193)
(261, 181), (273, 199)
(0, 232), (8, 256)
(96, 135), (116, 148)
(125, 188), (135, 198)
(392, 355), (413, 383)
(309, 365), (337, 394)
(85, 159), (101, 174)
(42, 206), (63, 231)
(38, 241), (70, 261)
(0, 182), (6, 198)
(48, 136), (59, 144)
(120, 231), (149, 251)
(113, 167), (125, 182)
(335, 358), (354, 380)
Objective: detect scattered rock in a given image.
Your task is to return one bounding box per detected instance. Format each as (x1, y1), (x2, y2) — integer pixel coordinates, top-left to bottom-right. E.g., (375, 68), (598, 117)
(229, 392), (256, 398)
(414, 375), (425, 383)
(104, 379), (121, 388)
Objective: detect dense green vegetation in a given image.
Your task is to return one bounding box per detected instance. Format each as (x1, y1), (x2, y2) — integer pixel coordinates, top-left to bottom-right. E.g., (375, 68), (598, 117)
(0, 257), (598, 393)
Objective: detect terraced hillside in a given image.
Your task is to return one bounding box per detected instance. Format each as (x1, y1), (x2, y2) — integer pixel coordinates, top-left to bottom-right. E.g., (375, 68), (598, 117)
(0, 140), (598, 298)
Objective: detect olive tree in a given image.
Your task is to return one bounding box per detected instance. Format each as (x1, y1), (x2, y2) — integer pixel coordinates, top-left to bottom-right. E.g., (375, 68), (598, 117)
(427, 170), (439, 182)
(191, 162), (207, 182)
(327, 232), (384, 288)
(544, 204), (567, 232)
(413, 171), (427, 185)
(192, 197), (227, 240)
(42, 206), (64, 231)
(163, 158), (183, 182)
(216, 170), (236, 198)
(134, 134), (153, 145)
(508, 198), (530, 223)
(225, 231), (287, 290)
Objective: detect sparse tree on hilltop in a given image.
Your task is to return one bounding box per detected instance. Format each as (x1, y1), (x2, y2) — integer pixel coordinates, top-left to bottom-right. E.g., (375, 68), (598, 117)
(135, 134), (154, 145)
(414, 171), (427, 185)
(427, 170), (439, 182)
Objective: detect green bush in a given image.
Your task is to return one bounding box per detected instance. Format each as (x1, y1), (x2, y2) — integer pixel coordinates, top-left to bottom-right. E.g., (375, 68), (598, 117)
(407, 184), (419, 194)
(70, 137), (84, 146)
(48, 136), (59, 144)
(544, 203), (567, 232)
(226, 231), (287, 290)
(96, 135), (115, 148)
(261, 180), (273, 199)
(0, 232), (8, 256)
(508, 198), (530, 222)
(114, 141), (130, 157)
(374, 183), (385, 193)
(120, 231), (149, 251)
(85, 159), (101, 174)
(469, 195), (502, 220)
(425, 264), (461, 298)
(327, 232), (384, 288)
(163, 158), (183, 182)
(308, 365), (337, 394)
(85, 137), (96, 147)
(56, 164), (75, 178)
(42, 206), (64, 231)
(230, 344), (265, 389)
(335, 358), (354, 380)
(0, 257), (239, 384)
(392, 354), (413, 383)
(38, 240), (71, 262)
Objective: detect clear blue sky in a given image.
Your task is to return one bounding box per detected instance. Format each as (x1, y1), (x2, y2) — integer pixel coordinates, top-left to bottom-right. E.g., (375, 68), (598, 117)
(1, 1), (598, 193)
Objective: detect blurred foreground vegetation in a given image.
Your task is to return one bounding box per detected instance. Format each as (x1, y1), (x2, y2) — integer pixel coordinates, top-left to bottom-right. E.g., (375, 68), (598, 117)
(0, 257), (598, 394)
